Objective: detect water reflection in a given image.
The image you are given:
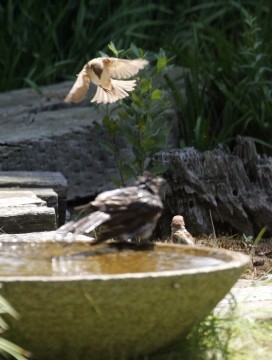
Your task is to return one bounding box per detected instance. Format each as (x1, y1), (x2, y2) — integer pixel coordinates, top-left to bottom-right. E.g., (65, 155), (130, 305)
(0, 242), (225, 277)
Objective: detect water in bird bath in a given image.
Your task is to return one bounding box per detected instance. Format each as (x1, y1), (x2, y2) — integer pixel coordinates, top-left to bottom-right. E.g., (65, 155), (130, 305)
(0, 236), (249, 360)
(0, 241), (226, 277)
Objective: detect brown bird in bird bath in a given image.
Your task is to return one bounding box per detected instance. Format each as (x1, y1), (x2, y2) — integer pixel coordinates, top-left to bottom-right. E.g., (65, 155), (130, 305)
(171, 215), (195, 246)
(64, 57), (148, 104)
(58, 174), (165, 245)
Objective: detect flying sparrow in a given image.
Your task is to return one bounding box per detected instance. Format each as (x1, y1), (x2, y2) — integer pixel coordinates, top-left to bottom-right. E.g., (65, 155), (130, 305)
(64, 57), (148, 104)
(170, 215), (195, 245)
(58, 174), (165, 244)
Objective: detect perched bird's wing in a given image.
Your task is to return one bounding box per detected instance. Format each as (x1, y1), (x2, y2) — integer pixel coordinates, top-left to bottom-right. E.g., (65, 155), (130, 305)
(96, 208), (160, 243)
(64, 68), (90, 103)
(56, 175), (165, 244)
(93, 188), (163, 242)
(71, 211), (110, 234)
(104, 58), (148, 79)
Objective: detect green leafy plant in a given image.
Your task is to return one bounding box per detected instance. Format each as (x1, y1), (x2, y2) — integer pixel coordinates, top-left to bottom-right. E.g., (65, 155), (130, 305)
(2, 1), (272, 155)
(0, 0), (170, 92)
(95, 44), (172, 186)
(243, 225), (267, 257)
(165, 7), (272, 153)
(0, 293), (30, 360)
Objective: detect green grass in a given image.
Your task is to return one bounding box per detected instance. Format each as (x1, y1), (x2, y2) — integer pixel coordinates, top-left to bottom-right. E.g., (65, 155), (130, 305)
(165, 7), (272, 153)
(147, 309), (272, 360)
(0, 295), (30, 360)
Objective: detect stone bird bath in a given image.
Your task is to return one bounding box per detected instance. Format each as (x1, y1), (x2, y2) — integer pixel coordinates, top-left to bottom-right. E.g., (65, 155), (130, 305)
(0, 232), (249, 359)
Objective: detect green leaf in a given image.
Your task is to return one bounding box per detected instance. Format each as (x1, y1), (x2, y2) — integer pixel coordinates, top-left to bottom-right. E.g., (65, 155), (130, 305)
(0, 337), (30, 360)
(148, 163), (168, 175)
(131, 92), (143, 106)
(120, 162), (137, 180)
(140, 78), (151, 94)
(23, 78), (43, 96)
(156, 56), (167, 72)
(102, 116), (118, 136)
(151, 89), (162, 100)
(130, 43), (140, 58)
(0, 295), (19, 319)
(99, 140), (114, 155)
(107, 42), (122, 58)
(254, 226), (267, 246)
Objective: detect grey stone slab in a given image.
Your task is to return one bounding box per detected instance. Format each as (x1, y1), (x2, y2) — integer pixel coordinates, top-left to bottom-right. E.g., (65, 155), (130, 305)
(0, 82), (122, 201)
(0, 188), (57, 233)
(0, 189), (44, 207)
(0, 206), (56, 234)
(25, 187), (58, 208)
(0, 171), (67, 225)
(0, 187), (59, 224)
(0, 81), (179, 204)
(0, 231), (91, 243)
(215, 279), (272, 320)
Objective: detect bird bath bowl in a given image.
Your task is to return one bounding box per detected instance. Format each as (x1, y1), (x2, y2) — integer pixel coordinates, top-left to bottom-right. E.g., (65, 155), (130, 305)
(0, 232), (249, 359)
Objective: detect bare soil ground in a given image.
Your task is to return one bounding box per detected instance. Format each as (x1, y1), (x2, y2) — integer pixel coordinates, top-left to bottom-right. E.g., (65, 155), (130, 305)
(195, 235), (272, 280)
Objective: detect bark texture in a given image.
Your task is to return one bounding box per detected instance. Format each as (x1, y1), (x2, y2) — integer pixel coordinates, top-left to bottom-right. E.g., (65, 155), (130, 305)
(154, 136), (272, 237)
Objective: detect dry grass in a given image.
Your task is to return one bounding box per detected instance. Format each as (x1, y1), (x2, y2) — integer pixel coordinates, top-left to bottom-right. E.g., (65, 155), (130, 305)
(195, 235), (272, 280)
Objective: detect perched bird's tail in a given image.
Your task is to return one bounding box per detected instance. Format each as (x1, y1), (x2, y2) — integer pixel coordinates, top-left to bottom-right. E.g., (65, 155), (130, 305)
(91, 79), (136, 104)
(57, 211), (110, 237)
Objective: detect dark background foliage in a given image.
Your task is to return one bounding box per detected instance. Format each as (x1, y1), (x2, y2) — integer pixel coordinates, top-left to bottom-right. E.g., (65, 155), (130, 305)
(1, 0), (271, 153)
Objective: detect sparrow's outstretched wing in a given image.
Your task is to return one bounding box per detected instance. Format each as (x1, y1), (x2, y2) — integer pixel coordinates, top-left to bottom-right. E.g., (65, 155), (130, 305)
(64, 68), (90, 103)
(105, 58), (148, 79)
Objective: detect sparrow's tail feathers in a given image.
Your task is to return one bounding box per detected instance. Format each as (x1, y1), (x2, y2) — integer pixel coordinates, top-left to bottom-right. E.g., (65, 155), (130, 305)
(57, 211), (110, 237)
(112, 79), (137, 92)
(91, 80), (136, 104)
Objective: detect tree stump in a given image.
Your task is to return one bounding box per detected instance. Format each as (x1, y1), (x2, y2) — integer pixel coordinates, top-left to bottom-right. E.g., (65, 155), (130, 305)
(154, 136), (272, 237)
